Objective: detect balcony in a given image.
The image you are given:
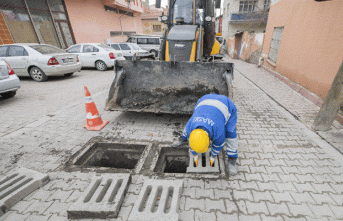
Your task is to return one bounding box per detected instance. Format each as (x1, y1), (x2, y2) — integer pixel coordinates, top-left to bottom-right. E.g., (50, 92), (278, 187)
(230, 11), (268, 24)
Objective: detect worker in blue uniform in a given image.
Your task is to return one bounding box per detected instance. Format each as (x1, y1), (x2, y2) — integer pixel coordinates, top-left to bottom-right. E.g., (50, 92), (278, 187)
(173, 93), (238, 176)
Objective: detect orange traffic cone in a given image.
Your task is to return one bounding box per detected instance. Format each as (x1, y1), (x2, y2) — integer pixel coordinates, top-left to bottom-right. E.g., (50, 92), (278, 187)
(84, 86), (109, 131)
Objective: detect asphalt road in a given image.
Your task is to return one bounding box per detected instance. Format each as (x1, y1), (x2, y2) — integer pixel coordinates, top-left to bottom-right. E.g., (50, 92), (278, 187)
(0, 69), (115, 137)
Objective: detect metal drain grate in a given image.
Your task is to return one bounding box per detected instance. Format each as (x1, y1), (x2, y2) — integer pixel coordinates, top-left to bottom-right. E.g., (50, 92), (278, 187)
(0, 167), (50, 216)
(68, 173), (130, 219)
(186, 149), (220, 173)
(128, 179), (183, 221)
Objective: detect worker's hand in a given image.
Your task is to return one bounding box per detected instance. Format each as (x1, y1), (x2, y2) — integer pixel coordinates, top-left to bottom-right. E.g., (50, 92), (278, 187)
(193, 155), (199, 167)
(210, 156), (215, 167)
(172, 137), (186, 147)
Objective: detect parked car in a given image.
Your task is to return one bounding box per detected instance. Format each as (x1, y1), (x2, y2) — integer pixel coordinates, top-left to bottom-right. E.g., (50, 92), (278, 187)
(108, 43), (154, 60)
(0, 61), (20, 99)
(0, 43), (82, 82)
(126, 34), (161, 57)
(66, 43), (125, 71)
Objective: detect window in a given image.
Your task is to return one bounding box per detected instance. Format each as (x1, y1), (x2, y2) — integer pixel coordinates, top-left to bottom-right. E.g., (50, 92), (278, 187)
(29, 45), (65, 54)
(119, 44), (131, 50)
(0, 46), (8, 57)
(110, 44), (121, 50)
(153, 25), (161, 32)
(8, 46), (28, 56)
(137, 38), (148, 44)
(268, 27), (284, 63)
(83, 45), (98, 53)
(67, 45), (81, 53)
(239, 0), (257, 13)
(264, 0), (270, 10)
(147, 38), (160, 44)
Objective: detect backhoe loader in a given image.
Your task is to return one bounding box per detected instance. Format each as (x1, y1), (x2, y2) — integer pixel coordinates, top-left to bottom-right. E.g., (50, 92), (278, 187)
(105, 0), (234, 114)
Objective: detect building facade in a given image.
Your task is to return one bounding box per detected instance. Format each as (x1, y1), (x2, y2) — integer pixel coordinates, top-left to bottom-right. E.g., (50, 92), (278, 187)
(261, 0), (343, 100)
(222, 0), (270, 63)
(140, 5), (167, 35)
(0, 0), (144, 48)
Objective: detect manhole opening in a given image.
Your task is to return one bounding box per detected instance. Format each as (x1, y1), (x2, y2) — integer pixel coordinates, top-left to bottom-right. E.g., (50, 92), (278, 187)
(74, 143), (146, 169)
(154, 147), (189, 174)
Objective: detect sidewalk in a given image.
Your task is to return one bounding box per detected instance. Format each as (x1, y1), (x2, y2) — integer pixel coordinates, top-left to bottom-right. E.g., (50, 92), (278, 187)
(0, 58), (343, 221)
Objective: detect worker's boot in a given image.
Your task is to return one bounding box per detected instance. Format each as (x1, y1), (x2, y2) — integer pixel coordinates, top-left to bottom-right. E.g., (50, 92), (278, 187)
(227, 157), (238, 176)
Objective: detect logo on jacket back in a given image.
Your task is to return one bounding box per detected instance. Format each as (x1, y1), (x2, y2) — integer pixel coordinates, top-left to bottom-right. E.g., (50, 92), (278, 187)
(193, 117), (215, 126)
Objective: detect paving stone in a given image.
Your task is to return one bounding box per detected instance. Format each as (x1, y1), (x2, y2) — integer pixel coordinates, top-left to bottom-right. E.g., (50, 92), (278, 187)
(328, 204), (343, 219)
(238, 214), (262, 220)
(216, 211), (238, 221)
(290, 192), (316, 204)
(195, 188), (214, 199)
(278, 174), (300, 183)
(329, 184), (343, 194)
(282, 216), (307, 221)
(261, 174), (281, 182)
(254, 159), (271, 167)
(235, 200), (247, 215)
(329, 193), (343, 205)
(26, 189), (53, 202)
(46, 189), (73, 202)
(292, 183), (316, 193)
(182, 188), (196, 198)
(185, 198), (205, 211)
(311, 183), (336, 194)
(251, 190), (274, 202)
(266, 202), (291, 216)
(256, 181), (278, 192)
(296, 166), (317, 174)
(309, 193), (337, 205)
(224, 199), (239, 213)
(232, 190), (253, 201)
(0, 211), (30, 221)
(179, 209), (195, 221)
(274, 182), (297, 193)
(184, 179), (204, 189)
(214, 189), (232, 200)
(47, 214), (68, 221)
(265, 166), (283, 174)
(286, 203), (314, 217)
(271, 191), (295, 203)
(204, 180), (224, 190)
(260, 214), (284, 221)
(249, 166), (267, 174)
(68, 174), (130, 219)
(307, 204), (335, 218)
(204, 198), (226, 213)
(194, 210), (216, 221)
(23, 200), (53, 215)
(0, 168), (50, 216)
(245, 201), (269, 215)
(65, 190), (82, 203)
(24, 213), (52, 221)
(244, 173), (263, 182)
(8, 200), (34, 214)
(117, 205), (133, 221)
(43, 201), (72, 217)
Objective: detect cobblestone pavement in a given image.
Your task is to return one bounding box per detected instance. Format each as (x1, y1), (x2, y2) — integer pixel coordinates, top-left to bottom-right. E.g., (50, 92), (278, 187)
(0, 58), (343, 221)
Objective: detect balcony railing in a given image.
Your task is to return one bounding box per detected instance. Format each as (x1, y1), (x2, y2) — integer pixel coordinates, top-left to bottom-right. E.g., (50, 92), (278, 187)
(230, 11), (268, 24)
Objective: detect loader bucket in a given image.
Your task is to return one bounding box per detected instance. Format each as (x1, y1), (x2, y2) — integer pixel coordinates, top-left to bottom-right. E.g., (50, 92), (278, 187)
(105, 60), (234, 114)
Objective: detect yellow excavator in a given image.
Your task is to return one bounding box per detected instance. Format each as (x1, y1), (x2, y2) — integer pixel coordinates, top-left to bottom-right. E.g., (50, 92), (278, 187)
(105, 0), (233, 114)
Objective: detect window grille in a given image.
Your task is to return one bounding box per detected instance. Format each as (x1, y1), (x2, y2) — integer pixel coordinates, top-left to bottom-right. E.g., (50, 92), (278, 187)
(239, 0), (258, 13)
(153, 25), (161, 32)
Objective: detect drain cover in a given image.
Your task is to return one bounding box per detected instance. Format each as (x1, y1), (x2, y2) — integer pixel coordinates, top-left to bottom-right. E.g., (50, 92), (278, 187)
(0, 167), (50, 216)
(68, 173), (130, 219)
(186, 149), (220, 173)
(128, 179), (183, 221)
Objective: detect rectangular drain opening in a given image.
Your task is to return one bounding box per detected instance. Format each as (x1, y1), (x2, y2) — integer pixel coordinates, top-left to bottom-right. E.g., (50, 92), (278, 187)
(74, 143), (145, 170)
(154, 147), (189, 174)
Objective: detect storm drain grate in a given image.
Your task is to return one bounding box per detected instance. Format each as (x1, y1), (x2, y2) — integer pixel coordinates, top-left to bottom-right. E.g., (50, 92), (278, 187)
(186, 149), (220, 173)
(0, 167), (50, 216)
(128, 179), (183, 221)
(68, 174), (130, 219)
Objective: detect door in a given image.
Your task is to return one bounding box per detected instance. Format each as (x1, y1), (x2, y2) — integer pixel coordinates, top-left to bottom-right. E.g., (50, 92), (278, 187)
(5, 46), (29, 75)
(80, 45), (99, 67)
(234, 33), (243, 59)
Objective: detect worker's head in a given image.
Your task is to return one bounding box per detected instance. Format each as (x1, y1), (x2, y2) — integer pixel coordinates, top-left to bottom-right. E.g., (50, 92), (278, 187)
(189, 128), (209, 153)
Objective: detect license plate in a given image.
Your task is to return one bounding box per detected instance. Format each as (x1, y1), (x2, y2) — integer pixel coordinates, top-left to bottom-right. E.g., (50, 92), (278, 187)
(62, 58), (73, 63)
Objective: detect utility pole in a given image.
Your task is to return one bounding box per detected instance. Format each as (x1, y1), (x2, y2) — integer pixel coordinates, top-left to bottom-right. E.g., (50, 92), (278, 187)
(312, 60), (343, 131)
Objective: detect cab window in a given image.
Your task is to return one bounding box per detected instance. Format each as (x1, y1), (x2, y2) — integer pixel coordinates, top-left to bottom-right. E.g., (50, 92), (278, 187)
(147, 38), (159, 44)
(137, 38), (148, 44)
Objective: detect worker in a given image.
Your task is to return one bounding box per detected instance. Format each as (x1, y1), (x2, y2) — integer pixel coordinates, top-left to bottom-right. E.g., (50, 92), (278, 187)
(173, 94), (238, 176)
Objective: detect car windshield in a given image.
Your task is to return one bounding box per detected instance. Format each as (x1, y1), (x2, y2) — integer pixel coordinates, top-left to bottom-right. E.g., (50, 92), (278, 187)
(130, 44), (140, 50)
(29, 45), (66, 54)
(119, 44), (131, 50)
(98, 44), (113, 51)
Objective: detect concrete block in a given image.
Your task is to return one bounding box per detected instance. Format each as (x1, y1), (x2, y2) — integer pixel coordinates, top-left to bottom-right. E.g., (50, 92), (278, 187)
(128, 179), (183, 221)
(67, 173), (130, 219)
(186, 149), (219, 173)
(0, 167), (50, 216)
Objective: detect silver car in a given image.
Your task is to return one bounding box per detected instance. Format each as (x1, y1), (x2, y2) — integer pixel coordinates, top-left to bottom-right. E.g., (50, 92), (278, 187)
(0, 61), (20, 99)
(0, 44), (82, 82)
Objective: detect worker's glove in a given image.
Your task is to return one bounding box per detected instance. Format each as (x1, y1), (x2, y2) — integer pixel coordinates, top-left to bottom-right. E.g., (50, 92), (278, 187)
(172, 137), (186, 147)
(210, 156), (215, 167)
(193, 154), (199, 167)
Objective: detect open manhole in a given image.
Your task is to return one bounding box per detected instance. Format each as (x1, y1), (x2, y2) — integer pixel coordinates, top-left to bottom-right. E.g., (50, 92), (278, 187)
(64, 138), (150, 173)
(75, 143), (145, 169)
(154, 147), (189, 174)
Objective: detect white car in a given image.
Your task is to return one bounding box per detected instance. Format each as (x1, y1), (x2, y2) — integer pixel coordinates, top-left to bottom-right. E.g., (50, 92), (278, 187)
(108, 43), (155, 60)
(0, 44), (82, 82)
(0, 61), (20, 99)
(66, 43), (125, 71)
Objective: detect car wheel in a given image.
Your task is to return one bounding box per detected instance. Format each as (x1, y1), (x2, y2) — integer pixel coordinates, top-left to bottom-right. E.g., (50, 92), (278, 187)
(95, 60), (107, 71)
(64, 73), (74, 77)
(1, 91), (16, 99)
(151, 50), (158, 57)
(30, 67), (48, 82)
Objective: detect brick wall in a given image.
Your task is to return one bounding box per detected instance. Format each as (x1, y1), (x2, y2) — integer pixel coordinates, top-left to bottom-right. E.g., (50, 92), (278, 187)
(0, 13), (14, 45)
